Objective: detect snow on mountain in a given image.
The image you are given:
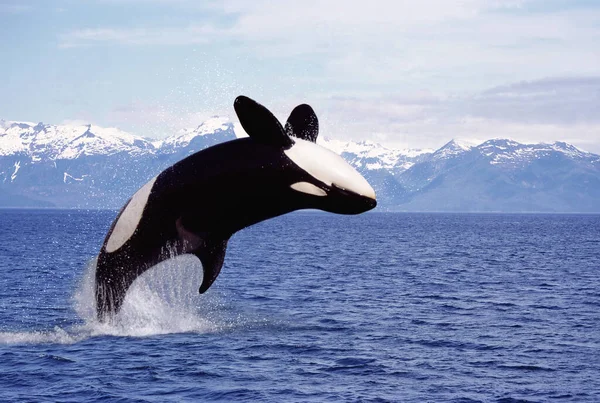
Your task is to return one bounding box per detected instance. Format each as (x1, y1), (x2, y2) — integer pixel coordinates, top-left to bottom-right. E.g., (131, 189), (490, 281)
(11, 160), (20, 182)
(0, 121), (155, 161)
(478, 139), (596, 167)
(319, 137), (431, 171)
(422, 137), (598, 168)
(157, 117), (232, 150)
(431, 139), (475, 161)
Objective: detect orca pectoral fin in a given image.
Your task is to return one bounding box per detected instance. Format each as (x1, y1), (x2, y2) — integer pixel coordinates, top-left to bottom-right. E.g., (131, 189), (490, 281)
(234, 95), (294, 148)
(195, 237), (229, 294)
(175, 217), (229, 294)
(285, 104), (319, 143)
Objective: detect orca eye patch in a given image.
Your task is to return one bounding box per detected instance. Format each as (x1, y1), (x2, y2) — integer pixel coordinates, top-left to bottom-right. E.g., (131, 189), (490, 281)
(290, 181), (327, 196)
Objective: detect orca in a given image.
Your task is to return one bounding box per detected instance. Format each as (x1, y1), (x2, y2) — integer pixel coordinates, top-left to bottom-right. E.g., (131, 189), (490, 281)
(95, 96), (376, 320)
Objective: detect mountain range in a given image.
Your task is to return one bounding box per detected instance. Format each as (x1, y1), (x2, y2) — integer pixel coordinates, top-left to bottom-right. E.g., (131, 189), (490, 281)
(1, 118), (599, 212)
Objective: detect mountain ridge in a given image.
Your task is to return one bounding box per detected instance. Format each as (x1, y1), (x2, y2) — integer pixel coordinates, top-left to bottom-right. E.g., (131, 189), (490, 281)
(1, 118), (599, 212)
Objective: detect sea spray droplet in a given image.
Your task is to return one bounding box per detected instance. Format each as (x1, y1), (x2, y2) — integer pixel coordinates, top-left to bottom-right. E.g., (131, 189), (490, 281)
(74, 254), (221, 338)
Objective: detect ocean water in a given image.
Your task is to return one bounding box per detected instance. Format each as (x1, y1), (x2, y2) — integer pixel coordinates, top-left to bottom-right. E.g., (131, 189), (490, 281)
(0, 210), (599, 402)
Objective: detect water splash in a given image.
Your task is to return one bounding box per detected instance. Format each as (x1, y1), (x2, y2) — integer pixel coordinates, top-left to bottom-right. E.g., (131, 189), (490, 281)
(1, 255), (233, 344)
(75, 254), (223, 337)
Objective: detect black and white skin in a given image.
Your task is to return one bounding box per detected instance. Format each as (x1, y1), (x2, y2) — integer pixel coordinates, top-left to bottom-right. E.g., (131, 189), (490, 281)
(95, 96), (377, 320)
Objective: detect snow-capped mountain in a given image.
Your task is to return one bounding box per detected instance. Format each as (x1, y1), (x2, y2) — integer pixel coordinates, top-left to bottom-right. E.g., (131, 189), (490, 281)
(478, 139), (595, 167)
(156, 117), (235, 155)
(1, 118), (599, 211)
(319, 138), (431, 172)
(430, 139), (475, 161)
(395, 138), (600, 212)
(0, 120), (155, 161)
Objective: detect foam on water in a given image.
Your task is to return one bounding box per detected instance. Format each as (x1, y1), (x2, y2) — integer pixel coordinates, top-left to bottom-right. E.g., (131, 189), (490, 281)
(0, 327), (86, 345)
(1, 254), (229, 344)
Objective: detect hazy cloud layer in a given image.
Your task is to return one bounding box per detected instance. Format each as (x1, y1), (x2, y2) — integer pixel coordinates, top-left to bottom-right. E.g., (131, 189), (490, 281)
(3, 0), (599, 153)
(59, 0), (600, 93)
(318, 76), (600, 152)
(106, 76), (600, 153)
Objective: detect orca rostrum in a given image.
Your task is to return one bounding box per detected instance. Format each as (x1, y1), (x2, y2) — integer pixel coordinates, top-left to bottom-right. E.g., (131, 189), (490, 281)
(95, 96), (377, 320)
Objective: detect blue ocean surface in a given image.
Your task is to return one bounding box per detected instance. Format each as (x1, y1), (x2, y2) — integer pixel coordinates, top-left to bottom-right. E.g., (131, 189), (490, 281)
(0, 210), (599, 402)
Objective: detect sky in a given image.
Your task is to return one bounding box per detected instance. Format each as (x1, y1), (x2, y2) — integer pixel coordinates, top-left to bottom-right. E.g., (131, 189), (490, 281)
(1, 0), (599, 152)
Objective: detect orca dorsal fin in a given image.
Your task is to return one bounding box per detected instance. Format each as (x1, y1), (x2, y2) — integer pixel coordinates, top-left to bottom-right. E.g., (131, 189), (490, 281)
(234, 96), (293, 148)
(284, 104), (319, 143)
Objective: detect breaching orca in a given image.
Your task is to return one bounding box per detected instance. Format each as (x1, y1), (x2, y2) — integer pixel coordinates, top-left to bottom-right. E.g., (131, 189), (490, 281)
(95, 96), (376, 320)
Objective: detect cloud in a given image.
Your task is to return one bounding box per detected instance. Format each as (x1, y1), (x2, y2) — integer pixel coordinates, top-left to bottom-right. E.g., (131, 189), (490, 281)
(58, 1), (600, 90)
(318, 76), (600, 153)
(52, 74), (599, 155)
(61, 119), (92, 126)
(59, 26), (218, 48)
(53, 1), (600, 153)
(0, 3), (33, 13)
(464, 76), (600, 125)
(61, 1), (500, 48)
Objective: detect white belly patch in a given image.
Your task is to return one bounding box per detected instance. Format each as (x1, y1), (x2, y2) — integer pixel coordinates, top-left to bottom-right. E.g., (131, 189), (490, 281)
(105, 176), (157, 253)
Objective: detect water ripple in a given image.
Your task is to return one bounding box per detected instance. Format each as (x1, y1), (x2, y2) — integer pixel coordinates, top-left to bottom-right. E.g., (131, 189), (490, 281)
(0, 211), (599, 402)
